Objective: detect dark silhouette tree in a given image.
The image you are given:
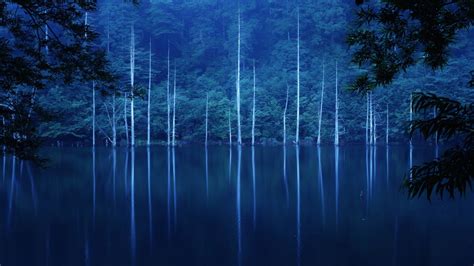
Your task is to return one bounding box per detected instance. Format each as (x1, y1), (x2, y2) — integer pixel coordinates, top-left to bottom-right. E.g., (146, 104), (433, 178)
(347, 0), (474, 200)
(0, 1), (115, 161)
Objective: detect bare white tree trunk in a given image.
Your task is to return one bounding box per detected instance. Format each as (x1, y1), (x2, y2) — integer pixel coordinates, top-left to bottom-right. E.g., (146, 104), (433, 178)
(167, 44), (171, 146)
(45, 18), (49, 55)
(112, 94), (116, 147)
(369, 92), (373, 145)
(409, 92), (413, 147)
(124, 93), (129, 145)
(251, 60), (256, 146)
(228, 106), (232, 146)
(172, 66), (176, 146)
(107, 22), (116, 147)
(236, 9), (242, 145)
(295, 8), (301, 145)
(92, 81), (96, 146)
(317, 63), (325, 145)
(334, 62), (339, 146)
(205, 93), (209, 146)
(373, 103), (377, 145)
(147, 38), (152, 146)
(283, 83), (289, 145)
(366, 93), (369, 145)
(386, 103), (389, 146)
(130, 25), (135, 147)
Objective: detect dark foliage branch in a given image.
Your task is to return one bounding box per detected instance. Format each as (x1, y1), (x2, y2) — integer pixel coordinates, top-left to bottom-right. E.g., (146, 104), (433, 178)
(349, 0), (474, 199)
(403, 93), (474, 200)
(0, 1), (116, 161)
(347, 0), (474, 93)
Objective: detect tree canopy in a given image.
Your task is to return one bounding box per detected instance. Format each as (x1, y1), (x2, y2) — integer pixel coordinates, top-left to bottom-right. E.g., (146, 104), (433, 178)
(348, 0), (474, 200)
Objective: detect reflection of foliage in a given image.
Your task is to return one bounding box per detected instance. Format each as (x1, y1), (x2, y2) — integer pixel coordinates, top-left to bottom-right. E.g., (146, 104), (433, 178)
(348, 0), (474, 199)
(404, 93), (474, 200)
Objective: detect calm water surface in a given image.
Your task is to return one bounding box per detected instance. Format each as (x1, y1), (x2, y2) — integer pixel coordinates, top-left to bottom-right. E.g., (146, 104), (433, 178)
(1, 145), (473, 266)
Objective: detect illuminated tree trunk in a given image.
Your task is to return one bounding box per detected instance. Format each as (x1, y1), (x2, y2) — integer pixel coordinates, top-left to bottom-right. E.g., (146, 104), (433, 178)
(366, 94), (369, 145)
(317, 63), (325, 145)
(334, 62), (339, 146)
(112, 94), (116, 147)
(295, 8), (301, 145)
(236, 9), (242, 145)
(172, 66), (176, 146)
(205, 93), (209, 146)
(283, 83), (289, 145)
(167, 45), (171, 146)
(147, 38), (152, 146)
(369, 92), (373, 145)
(409, 93), (413, 148)
(92, 81), (96, 146)
(386, 103), (389, 146)
(130, 25), (135, 146)
(228, 106), (232, 146)
(124, 93), (129, 145)
(252, 60), (256, 146)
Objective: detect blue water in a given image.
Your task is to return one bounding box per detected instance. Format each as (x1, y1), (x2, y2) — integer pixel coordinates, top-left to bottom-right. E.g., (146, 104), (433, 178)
(1, 145), (473, 266)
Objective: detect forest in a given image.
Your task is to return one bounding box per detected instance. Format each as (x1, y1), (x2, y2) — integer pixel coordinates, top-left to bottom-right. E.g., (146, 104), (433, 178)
(1, 1), (474, 265)
(29, 0), (473, 146)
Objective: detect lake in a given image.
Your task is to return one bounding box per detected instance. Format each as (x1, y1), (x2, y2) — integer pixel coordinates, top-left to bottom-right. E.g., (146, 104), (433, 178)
(1, 145), (473, 266)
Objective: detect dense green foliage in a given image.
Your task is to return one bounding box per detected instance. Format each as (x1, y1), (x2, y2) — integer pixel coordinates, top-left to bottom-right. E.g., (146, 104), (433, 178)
(0, 1), (112, 160)
(348, 0), (474, 199)
(30, 0), (472, 146)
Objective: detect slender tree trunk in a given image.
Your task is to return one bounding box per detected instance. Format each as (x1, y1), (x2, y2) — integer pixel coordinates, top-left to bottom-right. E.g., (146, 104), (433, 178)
(167, 44), (171, 146)
(112, 94), (116, 147)
(124, 93), (129, 146)
(366, 93), (369, 145)
(295, 8), (301, 145)
(386, 103), (389, 146)
(252, 60), (256, 146)
(45, 19), (49, 55)
(92, 81), (96, 146)
(147, 38), (152, 146)
(205, 93), (209, 146)
(130, 25), (135, 146)
(317, 63), (325, 145)
(106, 19), (116, 147)
(236, 9), (242, 145)
(373, 103), (377, 145)
(172, 65), (176, 146)
(409, 93), (413, 147)
(334, 62), (339, 146)
(283, 83), (289, 145)
(369, 92), (373, 145)
(228, 106), (232, 146)
(434, 107), (439, 158)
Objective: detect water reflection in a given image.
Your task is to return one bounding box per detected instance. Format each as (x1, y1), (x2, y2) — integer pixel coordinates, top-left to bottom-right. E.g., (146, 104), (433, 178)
(147, 147), (153, 247)
(130, 148), (136, 263)
(2, 148), (6, 181)
(295, 146), (301, 266)
(228, 146), (232, 183)
(112, 148), (117, 206)
(7, 155), (16, 229)
(236, 146), (242, 266)
(252, 146), (256, 230)
(167, 147), (171, 238)
(317, 146), (325, 225)
(92, 148), (96, 223)
(172, 147), (177, 230)
(283, 145), (289, 208)
(335, 146), (339, 229)
(205, 146), (209, 200)
(26, 163), (38, 215)
(1, 146), (472, 266)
